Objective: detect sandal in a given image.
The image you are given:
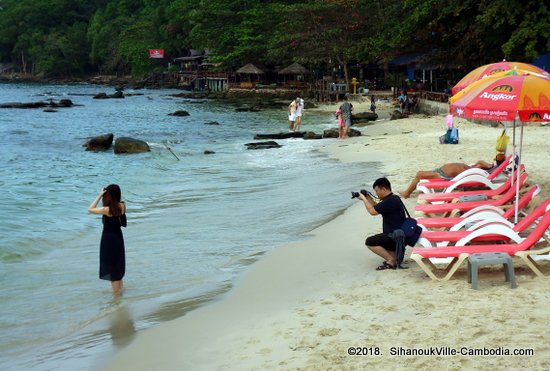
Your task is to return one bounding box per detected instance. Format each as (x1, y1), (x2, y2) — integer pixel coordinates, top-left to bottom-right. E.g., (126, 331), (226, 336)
(376, 261), (396, 270)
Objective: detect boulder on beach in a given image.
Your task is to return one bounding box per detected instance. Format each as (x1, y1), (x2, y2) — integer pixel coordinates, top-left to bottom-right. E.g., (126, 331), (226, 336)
(245, 141), (282, 150)
(85, 133), (114, 151)
(352, 112), (378, 122)
(323, 128), (361, 138)
(168, 110), (190, 117)
(114, 137), (150, 154)
(390, 110), (408, 120)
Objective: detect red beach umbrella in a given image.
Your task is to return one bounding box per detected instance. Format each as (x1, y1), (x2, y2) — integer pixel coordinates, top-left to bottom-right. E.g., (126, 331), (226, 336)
(449, 69), (550, 222)
(450, 69), (550, 122)
(451, 60), (549, 95)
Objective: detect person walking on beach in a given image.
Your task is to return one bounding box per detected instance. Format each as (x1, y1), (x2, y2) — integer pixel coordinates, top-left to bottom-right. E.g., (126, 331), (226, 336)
(88, 184), (127, 294)
(288, 98), (297, 132)
(339, 95), (353, 139)
(357, 177), (406, 270)
(370, 95), (376, 114)
(294, 97), (305, 132)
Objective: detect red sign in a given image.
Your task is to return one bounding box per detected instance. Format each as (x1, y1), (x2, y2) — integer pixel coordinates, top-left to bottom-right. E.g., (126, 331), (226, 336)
(149, 49), (164, 59)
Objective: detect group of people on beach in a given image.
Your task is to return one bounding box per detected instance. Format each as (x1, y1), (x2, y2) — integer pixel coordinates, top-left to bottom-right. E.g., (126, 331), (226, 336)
(397, 90), (418, 114)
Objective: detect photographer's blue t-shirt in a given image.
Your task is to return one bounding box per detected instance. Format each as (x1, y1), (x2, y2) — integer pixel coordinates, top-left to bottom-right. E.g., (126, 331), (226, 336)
(374, 194), (406, 234)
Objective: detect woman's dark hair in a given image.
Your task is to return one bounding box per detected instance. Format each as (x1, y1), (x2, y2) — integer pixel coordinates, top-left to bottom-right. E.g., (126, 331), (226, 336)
(373, 177), (392, 191)
(102, 184), (122, 217)
(495, 153), (506, 166)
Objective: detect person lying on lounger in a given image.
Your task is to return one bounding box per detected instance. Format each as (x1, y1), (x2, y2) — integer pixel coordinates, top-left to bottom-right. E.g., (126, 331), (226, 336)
(399, 154), (506, 199)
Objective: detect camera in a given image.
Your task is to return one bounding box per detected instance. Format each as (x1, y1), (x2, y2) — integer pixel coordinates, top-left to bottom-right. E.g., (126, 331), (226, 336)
(351, 189), (372, 199)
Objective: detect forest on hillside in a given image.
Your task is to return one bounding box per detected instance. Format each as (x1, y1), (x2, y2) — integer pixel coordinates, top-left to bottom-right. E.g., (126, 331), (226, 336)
(0, 0), (548, 78)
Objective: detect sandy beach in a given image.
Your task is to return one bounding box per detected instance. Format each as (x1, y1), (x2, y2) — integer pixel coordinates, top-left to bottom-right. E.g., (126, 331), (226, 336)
(103, 101), (550, 370)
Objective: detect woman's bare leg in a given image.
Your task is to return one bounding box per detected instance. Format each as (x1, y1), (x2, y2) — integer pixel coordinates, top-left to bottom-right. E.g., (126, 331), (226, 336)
(399, 170), (441, 198)
(111, 280), (123, 295)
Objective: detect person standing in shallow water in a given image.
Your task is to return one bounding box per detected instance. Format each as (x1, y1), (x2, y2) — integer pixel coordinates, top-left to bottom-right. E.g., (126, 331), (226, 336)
(339, 95), (353, 139)
(88, 184), (127, 294)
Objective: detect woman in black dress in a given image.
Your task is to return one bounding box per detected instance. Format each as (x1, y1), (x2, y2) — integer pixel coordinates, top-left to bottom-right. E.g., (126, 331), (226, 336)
(88, 184), (127, 294)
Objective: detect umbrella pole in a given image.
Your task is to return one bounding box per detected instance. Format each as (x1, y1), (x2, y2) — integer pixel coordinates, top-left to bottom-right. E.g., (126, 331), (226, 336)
(514, 117), (524, 224)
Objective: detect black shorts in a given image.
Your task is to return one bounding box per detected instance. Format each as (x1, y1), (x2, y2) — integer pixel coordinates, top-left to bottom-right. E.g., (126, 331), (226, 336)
(365, 233), (396, 251)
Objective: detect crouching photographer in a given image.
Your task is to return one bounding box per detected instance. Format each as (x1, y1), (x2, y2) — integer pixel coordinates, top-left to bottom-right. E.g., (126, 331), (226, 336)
(355, 177), (421, 271)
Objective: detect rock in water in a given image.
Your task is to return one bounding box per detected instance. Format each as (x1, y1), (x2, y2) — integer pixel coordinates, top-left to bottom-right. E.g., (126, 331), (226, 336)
(93, 93), (109, 99)
(57, 99), (73, 107)
(303, 132), (322, 140)
(254, 132), (304, 139)
(110, 91), (124, 99)
(168, 110), (190, 117)
(85, 133), (114, 151)
(245, 141), (282, 150)
(114, 137), (150, 154)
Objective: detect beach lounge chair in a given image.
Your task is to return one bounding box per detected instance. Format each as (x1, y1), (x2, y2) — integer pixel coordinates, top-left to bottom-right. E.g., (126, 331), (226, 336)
(416, 154), (514, 194)
(410, 209), (550, 281)
(417, 195), (550, 248)
(416, 183), (539, 230)
(415, 173), (529, 217)
(417, 166), (524, 204)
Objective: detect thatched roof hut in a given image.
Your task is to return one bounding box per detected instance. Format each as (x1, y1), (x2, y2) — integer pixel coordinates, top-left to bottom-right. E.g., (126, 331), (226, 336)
(236, 63), (264, 74)
(278, 62), (309, 75)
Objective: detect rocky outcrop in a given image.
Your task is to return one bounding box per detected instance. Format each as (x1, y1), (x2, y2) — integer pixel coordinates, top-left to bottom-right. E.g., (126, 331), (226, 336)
(85, 133), (114, 151)
(0, 99), (74, 109)
(93, 91), (125, 99)
(114, 137), (150, 154)
(390, 110), (408, 120)
(254, 132), (304, 140)
(352, 112), (378, 122)
(303, 131), (322, 140)
(322, 128), (361, 138)
(168, 110), (190, 116)
(245, 141), (282, 150)
(111, 90), (124, 99)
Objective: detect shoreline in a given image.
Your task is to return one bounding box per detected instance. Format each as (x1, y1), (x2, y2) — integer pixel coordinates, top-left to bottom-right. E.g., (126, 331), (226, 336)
(104, 111), (550, 369)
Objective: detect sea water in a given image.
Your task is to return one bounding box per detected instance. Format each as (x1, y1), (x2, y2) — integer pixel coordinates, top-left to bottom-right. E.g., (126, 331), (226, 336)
(0, 82), (381, 369)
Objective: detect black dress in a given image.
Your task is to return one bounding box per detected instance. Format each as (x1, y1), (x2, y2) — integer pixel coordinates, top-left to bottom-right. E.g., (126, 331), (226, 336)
(99, 213), (127, 281)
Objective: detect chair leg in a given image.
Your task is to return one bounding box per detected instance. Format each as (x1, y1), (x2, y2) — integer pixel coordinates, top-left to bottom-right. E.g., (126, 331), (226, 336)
(470, 262), (479, 290)
(441, 254), (469, 282)
(505, 262), (518, 289)
(516, 253), (545, 277)
(503, 263), (510, 282)
(410, 254), (441, 281)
